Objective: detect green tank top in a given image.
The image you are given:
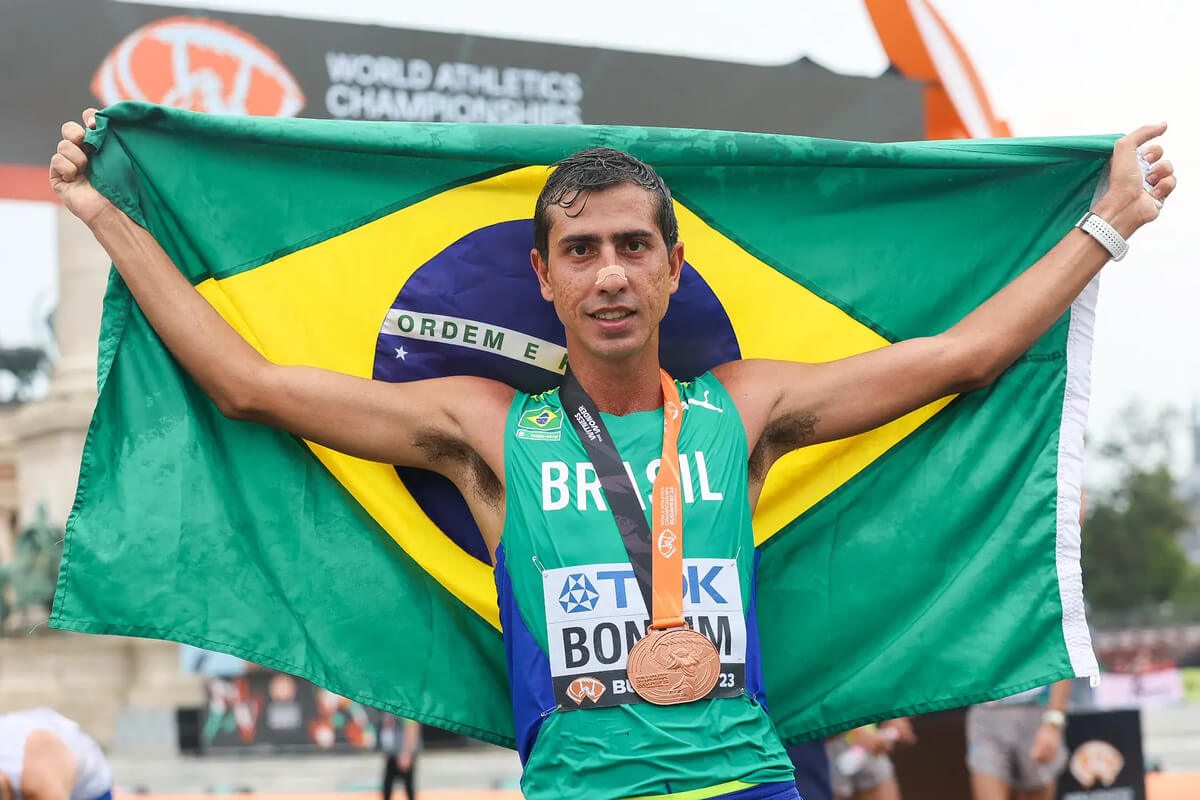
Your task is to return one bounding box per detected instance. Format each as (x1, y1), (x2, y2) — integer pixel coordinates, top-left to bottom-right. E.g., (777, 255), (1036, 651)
(495, 371), (794, 800)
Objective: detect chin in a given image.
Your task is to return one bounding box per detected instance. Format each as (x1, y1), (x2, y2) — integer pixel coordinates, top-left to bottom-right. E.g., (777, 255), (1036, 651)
(582, 335), (646, 363)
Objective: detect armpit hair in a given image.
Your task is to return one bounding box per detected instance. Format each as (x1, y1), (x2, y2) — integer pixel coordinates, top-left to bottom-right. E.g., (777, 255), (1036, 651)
(410, 428), (503, 507)
(749, 410), (821, 482)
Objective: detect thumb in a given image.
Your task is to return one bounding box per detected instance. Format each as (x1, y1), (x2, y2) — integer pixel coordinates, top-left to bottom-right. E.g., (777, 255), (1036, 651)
(1119, 122), (1168, 151)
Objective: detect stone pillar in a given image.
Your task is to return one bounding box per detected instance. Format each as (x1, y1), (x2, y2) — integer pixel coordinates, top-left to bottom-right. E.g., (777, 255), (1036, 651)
(14, 208), (108, 527)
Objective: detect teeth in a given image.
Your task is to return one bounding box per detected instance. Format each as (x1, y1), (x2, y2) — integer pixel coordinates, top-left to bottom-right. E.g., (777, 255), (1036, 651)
(593, 310), (631, 320)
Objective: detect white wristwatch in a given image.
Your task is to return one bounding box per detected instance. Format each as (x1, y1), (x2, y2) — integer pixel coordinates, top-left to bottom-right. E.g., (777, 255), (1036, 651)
(1076, 212), (1129, 262)
(1042, 708), (1067, 728)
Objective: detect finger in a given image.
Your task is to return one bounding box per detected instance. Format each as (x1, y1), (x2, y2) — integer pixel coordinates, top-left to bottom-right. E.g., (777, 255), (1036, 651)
(1146, 159), (1173, 184)
(1152, 174), (1176, 202)
(61, 120), (86, 145)
(1138, 143), (1163, 165)
(1119, 122), (1168, 150)
(56, 139), (89, 171)
(82, 108), (98, 130)
(50, 152), (78, 182)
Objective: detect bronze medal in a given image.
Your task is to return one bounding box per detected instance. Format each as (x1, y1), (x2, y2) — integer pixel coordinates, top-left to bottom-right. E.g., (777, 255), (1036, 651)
(626, 627), (721, 705)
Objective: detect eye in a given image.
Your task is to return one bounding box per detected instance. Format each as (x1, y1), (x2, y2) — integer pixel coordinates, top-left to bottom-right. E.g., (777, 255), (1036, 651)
(569, 244), (589, 257)
(628, 240), (646, 252)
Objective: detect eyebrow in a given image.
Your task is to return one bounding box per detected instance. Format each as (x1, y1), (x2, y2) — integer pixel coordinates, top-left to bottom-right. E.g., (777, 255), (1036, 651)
(557, 229), (656, 248)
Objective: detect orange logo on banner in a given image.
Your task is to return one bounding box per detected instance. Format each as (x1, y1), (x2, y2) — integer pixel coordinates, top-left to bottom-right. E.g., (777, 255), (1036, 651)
(91, 16), (305, 117)
(1069, 740), (1125, 789)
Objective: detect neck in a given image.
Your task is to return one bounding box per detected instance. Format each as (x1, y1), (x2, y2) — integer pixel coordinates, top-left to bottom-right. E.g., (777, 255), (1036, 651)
(568, 347), (663, 415)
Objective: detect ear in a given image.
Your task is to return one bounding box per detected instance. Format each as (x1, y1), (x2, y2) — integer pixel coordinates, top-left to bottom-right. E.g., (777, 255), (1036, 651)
(667, 241), (685, 294)
(530, 247), (554, 302)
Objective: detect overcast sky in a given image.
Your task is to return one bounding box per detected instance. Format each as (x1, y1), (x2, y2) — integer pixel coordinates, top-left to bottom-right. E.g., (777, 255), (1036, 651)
(4, 0), (1196, 476)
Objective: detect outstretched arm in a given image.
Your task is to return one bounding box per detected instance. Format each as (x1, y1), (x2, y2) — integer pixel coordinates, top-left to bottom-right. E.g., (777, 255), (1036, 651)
(720, 124), (1176, 467)
(50, 110), (512, 481)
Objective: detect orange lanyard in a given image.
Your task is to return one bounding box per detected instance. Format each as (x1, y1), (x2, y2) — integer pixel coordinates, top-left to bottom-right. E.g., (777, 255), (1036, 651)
(649, 370), (685, 630)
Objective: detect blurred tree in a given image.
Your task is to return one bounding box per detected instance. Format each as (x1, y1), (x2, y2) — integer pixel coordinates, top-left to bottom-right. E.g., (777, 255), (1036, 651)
(1084, 405), (1194, 612)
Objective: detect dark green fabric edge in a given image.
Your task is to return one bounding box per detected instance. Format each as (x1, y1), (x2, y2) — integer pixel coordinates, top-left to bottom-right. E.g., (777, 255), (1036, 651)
(779, 667), (1076, 745)
(94, 102), (1118, 168)
(85, 112), (524, 284)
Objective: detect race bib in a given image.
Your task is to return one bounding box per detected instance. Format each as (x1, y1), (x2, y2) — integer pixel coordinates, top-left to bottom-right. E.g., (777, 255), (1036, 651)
(542, 558), (746, 710)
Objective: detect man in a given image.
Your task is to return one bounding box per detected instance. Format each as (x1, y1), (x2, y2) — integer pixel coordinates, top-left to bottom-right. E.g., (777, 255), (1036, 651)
(379, 714), (421, 800)
(967, 676), (1073, 800)
(0, 708), (113, 800)
(49, 109), (1174, 800)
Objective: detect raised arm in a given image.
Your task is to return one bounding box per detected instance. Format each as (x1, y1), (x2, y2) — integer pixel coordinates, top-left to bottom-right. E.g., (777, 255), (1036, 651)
(720, 124), (1176, 469)
(50, 111), (512, 490)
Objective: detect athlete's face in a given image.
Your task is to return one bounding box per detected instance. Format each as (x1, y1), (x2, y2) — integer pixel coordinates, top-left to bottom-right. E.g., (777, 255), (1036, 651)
(531, 183), (684, 363)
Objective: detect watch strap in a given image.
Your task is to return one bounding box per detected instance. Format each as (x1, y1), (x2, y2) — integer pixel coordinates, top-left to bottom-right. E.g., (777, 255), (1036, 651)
(1042, 708), (1067, 728)
(1077, 211), (1129, 262)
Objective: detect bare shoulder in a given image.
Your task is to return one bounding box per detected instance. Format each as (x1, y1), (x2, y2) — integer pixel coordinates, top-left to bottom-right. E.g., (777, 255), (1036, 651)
(424, 374), (516, 453)
(440, 374), (517, 418)
(709, 359), (788, 421)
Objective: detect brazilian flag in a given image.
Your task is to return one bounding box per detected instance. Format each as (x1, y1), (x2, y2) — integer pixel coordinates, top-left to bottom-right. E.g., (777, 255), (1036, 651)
(53, 102), (1111, 745)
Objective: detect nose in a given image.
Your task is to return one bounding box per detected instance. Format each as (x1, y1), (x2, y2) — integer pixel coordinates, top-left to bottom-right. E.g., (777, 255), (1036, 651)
(594, 264), (628, 294)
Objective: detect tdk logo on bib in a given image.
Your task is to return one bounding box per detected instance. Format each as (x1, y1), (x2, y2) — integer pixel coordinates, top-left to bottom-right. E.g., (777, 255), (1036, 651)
(543, 559), (747, 710)
(559, 574), (600, 613)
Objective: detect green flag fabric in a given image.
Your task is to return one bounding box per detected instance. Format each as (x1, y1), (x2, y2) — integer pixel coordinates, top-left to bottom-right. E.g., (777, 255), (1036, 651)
(52, 101), (1110, 747)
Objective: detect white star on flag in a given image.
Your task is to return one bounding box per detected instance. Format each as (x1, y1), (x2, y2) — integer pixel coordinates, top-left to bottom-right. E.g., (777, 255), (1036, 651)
(394, 346), (408, 360)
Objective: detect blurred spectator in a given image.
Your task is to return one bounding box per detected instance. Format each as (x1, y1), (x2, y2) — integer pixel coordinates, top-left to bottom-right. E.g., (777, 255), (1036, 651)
(0, 708), (113, 800)
(966, 680), (1071, 800)
(826, 718), (916, 800)
(380, 713), (421, 800)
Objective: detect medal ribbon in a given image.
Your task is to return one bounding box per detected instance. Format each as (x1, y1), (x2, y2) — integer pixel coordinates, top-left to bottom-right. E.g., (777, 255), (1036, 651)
(649, 371), (684, 629)
(560, 369), (686, 631)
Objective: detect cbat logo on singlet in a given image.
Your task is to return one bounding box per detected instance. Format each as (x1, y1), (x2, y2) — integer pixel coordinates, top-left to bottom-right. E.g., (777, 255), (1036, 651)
(517, 406), (563, 442)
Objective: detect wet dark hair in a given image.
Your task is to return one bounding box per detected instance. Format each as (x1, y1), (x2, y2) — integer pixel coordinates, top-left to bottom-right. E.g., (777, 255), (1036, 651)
(533, 147), (678, 259)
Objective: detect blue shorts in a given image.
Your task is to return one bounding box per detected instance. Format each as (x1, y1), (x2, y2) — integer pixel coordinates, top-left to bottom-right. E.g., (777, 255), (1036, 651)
(716, 783), (803, 800)
(88, 791), (113, 800)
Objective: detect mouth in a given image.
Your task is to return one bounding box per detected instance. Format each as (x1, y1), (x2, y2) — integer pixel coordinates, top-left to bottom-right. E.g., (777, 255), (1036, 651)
(589, 308), (635, 321)
(587, 307), (637, 333)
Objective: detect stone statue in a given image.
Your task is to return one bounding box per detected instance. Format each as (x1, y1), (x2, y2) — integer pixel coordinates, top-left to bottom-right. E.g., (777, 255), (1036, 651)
(0, 344), (51, 405)
(0, 505), (63, 632)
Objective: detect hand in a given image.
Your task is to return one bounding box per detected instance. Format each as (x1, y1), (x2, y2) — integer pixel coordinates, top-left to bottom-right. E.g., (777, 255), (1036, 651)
(1029, 722), (1063, 765)
(1094, 122), (1176, 237)
(49, 108), (113, 227)
(850, 726), (894, 756)
(880, 717), (917, 746)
